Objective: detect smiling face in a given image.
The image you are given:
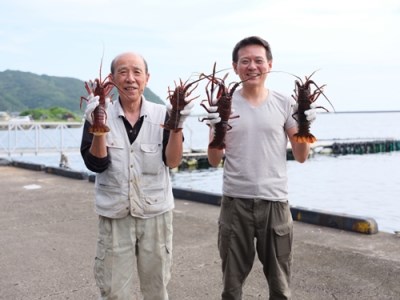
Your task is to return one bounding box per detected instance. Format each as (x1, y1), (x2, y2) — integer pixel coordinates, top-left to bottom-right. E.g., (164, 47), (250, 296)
(232, 44), (272, 88)
(111, 52), (150, 102)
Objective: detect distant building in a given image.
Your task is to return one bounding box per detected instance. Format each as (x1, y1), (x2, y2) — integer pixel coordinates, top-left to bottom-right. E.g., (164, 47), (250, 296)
(0, 112), (11, 121)
(9, 115), (32, 123)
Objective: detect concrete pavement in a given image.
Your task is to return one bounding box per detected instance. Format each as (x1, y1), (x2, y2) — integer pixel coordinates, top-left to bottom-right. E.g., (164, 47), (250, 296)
(0, 165), (399, 300)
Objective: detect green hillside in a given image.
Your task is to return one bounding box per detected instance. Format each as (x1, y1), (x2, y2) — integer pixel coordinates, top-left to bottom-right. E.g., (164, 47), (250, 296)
(0, 70), (165, 114)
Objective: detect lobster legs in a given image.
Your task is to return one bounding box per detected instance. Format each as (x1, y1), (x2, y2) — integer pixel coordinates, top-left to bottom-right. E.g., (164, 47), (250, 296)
(163, 78), (202, 132)
(199, 63), (242, 149)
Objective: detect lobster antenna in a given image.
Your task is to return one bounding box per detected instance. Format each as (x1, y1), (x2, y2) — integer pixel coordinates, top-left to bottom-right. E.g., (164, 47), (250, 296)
(272, 69), (336, 112)
(210, 62), (217, 103)
(270, 70), (302, 82)
(225, 71), (270, 87)
(315, 85), (336, 112)
(307, 69), (320, 80)
(99, 42), (107, 82)
(300, 69), (335, 112)
(193, 66), (231, 80)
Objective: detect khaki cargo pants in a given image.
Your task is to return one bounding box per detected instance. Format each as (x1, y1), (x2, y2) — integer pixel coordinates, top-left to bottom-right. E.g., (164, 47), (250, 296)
(218, 196), (293, 300)
(94, 211), (173, 300)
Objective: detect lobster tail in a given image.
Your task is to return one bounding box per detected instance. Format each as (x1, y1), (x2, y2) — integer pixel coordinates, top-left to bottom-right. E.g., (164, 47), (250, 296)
(294, 133), (316, 143)
(88, 106), (110, 136)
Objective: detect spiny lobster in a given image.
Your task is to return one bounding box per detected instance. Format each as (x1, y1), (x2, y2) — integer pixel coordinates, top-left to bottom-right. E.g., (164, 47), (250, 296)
(291, 70), (334, 143)
(163, 75), (206, 132)
(80, 59), (116, 136)
(199, 63), (242, 150)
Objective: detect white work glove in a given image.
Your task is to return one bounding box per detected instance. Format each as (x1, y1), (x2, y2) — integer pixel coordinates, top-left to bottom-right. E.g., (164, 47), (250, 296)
(204, 105), (221, 128)
(83, 93), (110, 124)
(292, 102), (317, 123)
(167, 101), (195, 129)
(304, 104), (317, 123)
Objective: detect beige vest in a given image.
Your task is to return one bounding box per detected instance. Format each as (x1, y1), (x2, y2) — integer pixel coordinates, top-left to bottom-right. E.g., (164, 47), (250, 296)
(94, 98), (174, 219)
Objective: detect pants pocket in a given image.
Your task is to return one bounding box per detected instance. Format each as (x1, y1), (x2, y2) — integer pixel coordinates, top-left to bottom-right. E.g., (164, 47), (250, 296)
(273, 223), (293, 258)
(218, 224), (232, 260)
(94, 217), (112, 297)
(218, 196), (234, 260)
(94, 241), (110, 297)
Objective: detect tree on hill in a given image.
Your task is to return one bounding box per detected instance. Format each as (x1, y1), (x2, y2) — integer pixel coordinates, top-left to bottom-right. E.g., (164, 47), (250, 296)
(0, 70), (165, 114)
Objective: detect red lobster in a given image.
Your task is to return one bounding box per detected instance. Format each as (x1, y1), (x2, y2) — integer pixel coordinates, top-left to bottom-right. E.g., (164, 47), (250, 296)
(163, 76), (205, 132)
(199, 63), (241, 150)
(291, 70), (334, 143)
(80, 61), (116, 136)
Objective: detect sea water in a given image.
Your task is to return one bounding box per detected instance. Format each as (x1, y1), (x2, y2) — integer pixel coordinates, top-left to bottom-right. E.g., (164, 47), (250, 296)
(3, 112), (400, 233)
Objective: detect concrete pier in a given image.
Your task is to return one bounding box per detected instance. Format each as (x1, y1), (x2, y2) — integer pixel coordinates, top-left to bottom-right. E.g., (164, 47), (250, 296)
(0, 165), (399, 299)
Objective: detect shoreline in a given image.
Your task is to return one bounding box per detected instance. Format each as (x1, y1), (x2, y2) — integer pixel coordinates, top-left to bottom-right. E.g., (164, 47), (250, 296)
(2, 157), (380, 235)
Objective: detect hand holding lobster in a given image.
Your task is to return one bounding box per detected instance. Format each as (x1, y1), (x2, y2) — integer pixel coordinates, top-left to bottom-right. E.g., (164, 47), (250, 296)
(291, 70), (334, 143)
(165, 96), (195, 131)
(292, 101), (318, 124)
(83, 93), (111, 126)
(80, 76), (114, 136)
(80, 55), (117, 137)
(163, 76), (204, 132)
(202, 104), (222, 129)
(199, 63), (240, 150)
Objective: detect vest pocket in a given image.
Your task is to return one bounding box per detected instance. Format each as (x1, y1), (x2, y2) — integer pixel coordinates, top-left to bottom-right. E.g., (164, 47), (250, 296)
(106, 137), (125, 165)
(141, 143), (162, 175)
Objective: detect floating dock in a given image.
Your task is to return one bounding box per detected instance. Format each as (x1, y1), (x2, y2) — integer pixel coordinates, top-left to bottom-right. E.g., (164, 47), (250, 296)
(181, 138), (400, 170)
(326, 139), (400, 155)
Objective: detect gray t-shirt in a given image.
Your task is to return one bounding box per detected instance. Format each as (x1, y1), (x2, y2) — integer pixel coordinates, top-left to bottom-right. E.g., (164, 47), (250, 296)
(223, 89), (297, 202)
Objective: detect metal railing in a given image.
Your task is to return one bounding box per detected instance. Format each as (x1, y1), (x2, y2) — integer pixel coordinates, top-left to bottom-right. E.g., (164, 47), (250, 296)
(0, 121), (84, 156)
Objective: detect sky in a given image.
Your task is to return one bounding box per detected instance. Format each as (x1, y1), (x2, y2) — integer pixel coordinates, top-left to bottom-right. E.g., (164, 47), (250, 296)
(1, 0), (399, 113)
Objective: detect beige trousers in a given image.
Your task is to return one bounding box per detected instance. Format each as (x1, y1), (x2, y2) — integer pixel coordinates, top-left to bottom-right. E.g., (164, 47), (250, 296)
(94, 211), (173, 300)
